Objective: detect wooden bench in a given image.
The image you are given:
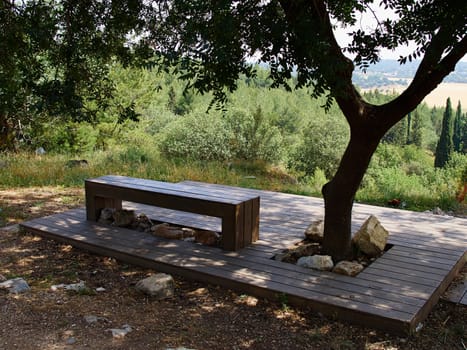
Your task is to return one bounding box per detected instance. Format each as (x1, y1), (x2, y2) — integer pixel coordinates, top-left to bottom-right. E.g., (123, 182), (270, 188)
(85, 175), (260, 251)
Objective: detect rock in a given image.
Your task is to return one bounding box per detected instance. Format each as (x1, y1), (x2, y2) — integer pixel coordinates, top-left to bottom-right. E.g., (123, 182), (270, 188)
(132, 213), (153, 232)
(304, 220), (324, 242)
(95, 287), (106, 292)
(274, 243), (320, 263)
(0, 224), (20, 234)
(0, 274), (6, 282)
(51, 281), (87, 292)
(35, 147), (46, 155)
(151, 223), (195, 240)
(112, 209), (136, 227)
(194, 230), (220, 246)
(333, 261), (364, 277)
(65, 337), (77, 345)
(135, 273), (174, 299)
(98, 208), (115, 225)
(432, 207), (445, 215)
(0, 278), (31, 294)
(297, 255), (334, 271)
(352, 215), (389, 257)
(108, 324), (132, 339)
(84, 315), (109, 324)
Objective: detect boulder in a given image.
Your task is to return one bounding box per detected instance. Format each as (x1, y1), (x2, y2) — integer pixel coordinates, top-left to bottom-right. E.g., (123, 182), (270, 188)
(0, 278), (31, 294)
(297, 255), (334, 271)
(304, 220), (324, 242)
(332, 261), (364, 277)
(352, 215), (388, 257)
(274, 243), (320, 263)
(98, 208), (115, 225)
(132, 213), (153, 232)
(135, 273), (174, 299)
(151, 223), (195, 240)
(112, 209), (136, 227)
(194, 230), (220, 246)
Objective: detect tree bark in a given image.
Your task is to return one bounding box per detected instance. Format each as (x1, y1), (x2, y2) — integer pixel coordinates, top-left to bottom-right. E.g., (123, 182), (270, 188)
(321, 129), (381, 261)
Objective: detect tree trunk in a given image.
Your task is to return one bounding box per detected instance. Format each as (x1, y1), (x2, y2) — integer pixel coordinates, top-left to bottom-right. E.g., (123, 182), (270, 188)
(321, 131), (380, 261)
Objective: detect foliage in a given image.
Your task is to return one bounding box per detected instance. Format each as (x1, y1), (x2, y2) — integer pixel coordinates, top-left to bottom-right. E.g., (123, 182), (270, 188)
(288, 117), (349, 178)
(159, 112), (233, 161)
(435, 98), (455, 168)
(225, 107), (284, 163)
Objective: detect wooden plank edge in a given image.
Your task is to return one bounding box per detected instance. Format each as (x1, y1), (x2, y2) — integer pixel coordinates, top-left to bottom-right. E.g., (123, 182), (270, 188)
(409, 251), (466, 332)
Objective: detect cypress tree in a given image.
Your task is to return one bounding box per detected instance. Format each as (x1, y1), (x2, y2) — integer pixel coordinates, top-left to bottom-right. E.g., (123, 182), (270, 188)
(462, 112), (467, 154)
(411, 110), (423, 147)
(434, 98), (454, 168)
(406, 112), (412, 144)
(453, 101), (463, 152)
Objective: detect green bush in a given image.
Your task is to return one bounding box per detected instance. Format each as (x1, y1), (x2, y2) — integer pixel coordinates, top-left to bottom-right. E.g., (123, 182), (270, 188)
(288, 117), (349, 178)
(159, 112), (233, 161)
(225, 107), (284, 163)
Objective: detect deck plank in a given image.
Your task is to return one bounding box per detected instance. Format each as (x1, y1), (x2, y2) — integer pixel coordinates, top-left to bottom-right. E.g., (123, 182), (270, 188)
(20, 183), (466, 335)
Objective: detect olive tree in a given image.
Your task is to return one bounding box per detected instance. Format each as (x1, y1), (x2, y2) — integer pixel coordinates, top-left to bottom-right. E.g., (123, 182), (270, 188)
(144, 0), (466, 260)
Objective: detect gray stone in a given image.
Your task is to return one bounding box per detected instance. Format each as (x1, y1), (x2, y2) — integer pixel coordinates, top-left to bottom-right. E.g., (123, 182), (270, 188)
(0, 274), (6, 282)
(98, 208), (115, 225)
(0, 224), (20, 234)
(51, 281), (87, 292)
(65, 337), (77, 345)
(352, 215), (389, 257)
(0, 278), (31, 294)
(304, 220), (324, 242)
(108, 324), (132, 339)
(135, 273), (174, 299)
(332, 261), (364, 277)
(296, 255), (334, 271)
(35, 147), (46, 155)
(84, 315), (109, 324)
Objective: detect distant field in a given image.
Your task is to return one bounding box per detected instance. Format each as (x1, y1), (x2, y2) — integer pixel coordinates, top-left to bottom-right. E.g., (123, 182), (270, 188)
(363, 82), (467, 110)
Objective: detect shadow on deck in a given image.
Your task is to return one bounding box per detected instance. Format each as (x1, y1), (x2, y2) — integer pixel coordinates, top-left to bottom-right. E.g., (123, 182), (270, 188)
(20, 182), (467, 335)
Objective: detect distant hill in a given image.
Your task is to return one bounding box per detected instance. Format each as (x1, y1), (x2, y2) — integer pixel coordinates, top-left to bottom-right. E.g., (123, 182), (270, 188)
(353, 59), (467, 88)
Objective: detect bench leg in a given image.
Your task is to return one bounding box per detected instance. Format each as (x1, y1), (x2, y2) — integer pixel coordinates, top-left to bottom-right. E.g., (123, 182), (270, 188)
(221, 204), (244, 251)
(245, 197), (260, 243)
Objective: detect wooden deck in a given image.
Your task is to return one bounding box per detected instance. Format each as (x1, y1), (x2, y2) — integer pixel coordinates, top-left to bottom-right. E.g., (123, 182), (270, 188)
(20, 181), (467, 335)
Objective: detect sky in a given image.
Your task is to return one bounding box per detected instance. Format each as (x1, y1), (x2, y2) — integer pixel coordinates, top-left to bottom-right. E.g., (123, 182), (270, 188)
(332, 5), (467, 63)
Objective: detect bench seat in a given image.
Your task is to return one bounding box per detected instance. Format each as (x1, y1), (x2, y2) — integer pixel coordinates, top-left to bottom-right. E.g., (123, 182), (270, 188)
(85, 175), (260, 251)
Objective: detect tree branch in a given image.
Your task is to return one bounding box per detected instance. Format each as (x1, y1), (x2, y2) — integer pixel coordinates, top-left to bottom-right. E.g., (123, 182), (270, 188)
(278, 0), (368, 126)
(383, 30), (467, 128)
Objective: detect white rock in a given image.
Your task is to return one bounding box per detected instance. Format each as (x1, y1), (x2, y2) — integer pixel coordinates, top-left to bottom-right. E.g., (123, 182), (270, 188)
(352, 215), (389, 257)
(304, 220), (324, 242)
(0, 278), (31, 294)
(135, 273), (174, 299)
(297, 255), (334, 271)
(332, 261), (364, 277)
(108, 324), (132, 339)
(51, 281), (87, 292)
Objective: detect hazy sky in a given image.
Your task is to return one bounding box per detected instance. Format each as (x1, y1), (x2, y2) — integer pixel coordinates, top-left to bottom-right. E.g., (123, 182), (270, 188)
(333, 5), (467, 63)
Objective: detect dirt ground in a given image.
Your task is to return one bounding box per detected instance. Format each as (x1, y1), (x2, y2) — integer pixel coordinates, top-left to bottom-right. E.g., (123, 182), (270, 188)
(0, 187), (465, 350)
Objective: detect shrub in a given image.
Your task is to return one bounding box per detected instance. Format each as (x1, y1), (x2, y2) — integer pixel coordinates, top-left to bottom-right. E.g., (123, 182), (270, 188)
(288, 117), (349, 178)
(225, 107), (284, 163)
(160, 112), (233, 161)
